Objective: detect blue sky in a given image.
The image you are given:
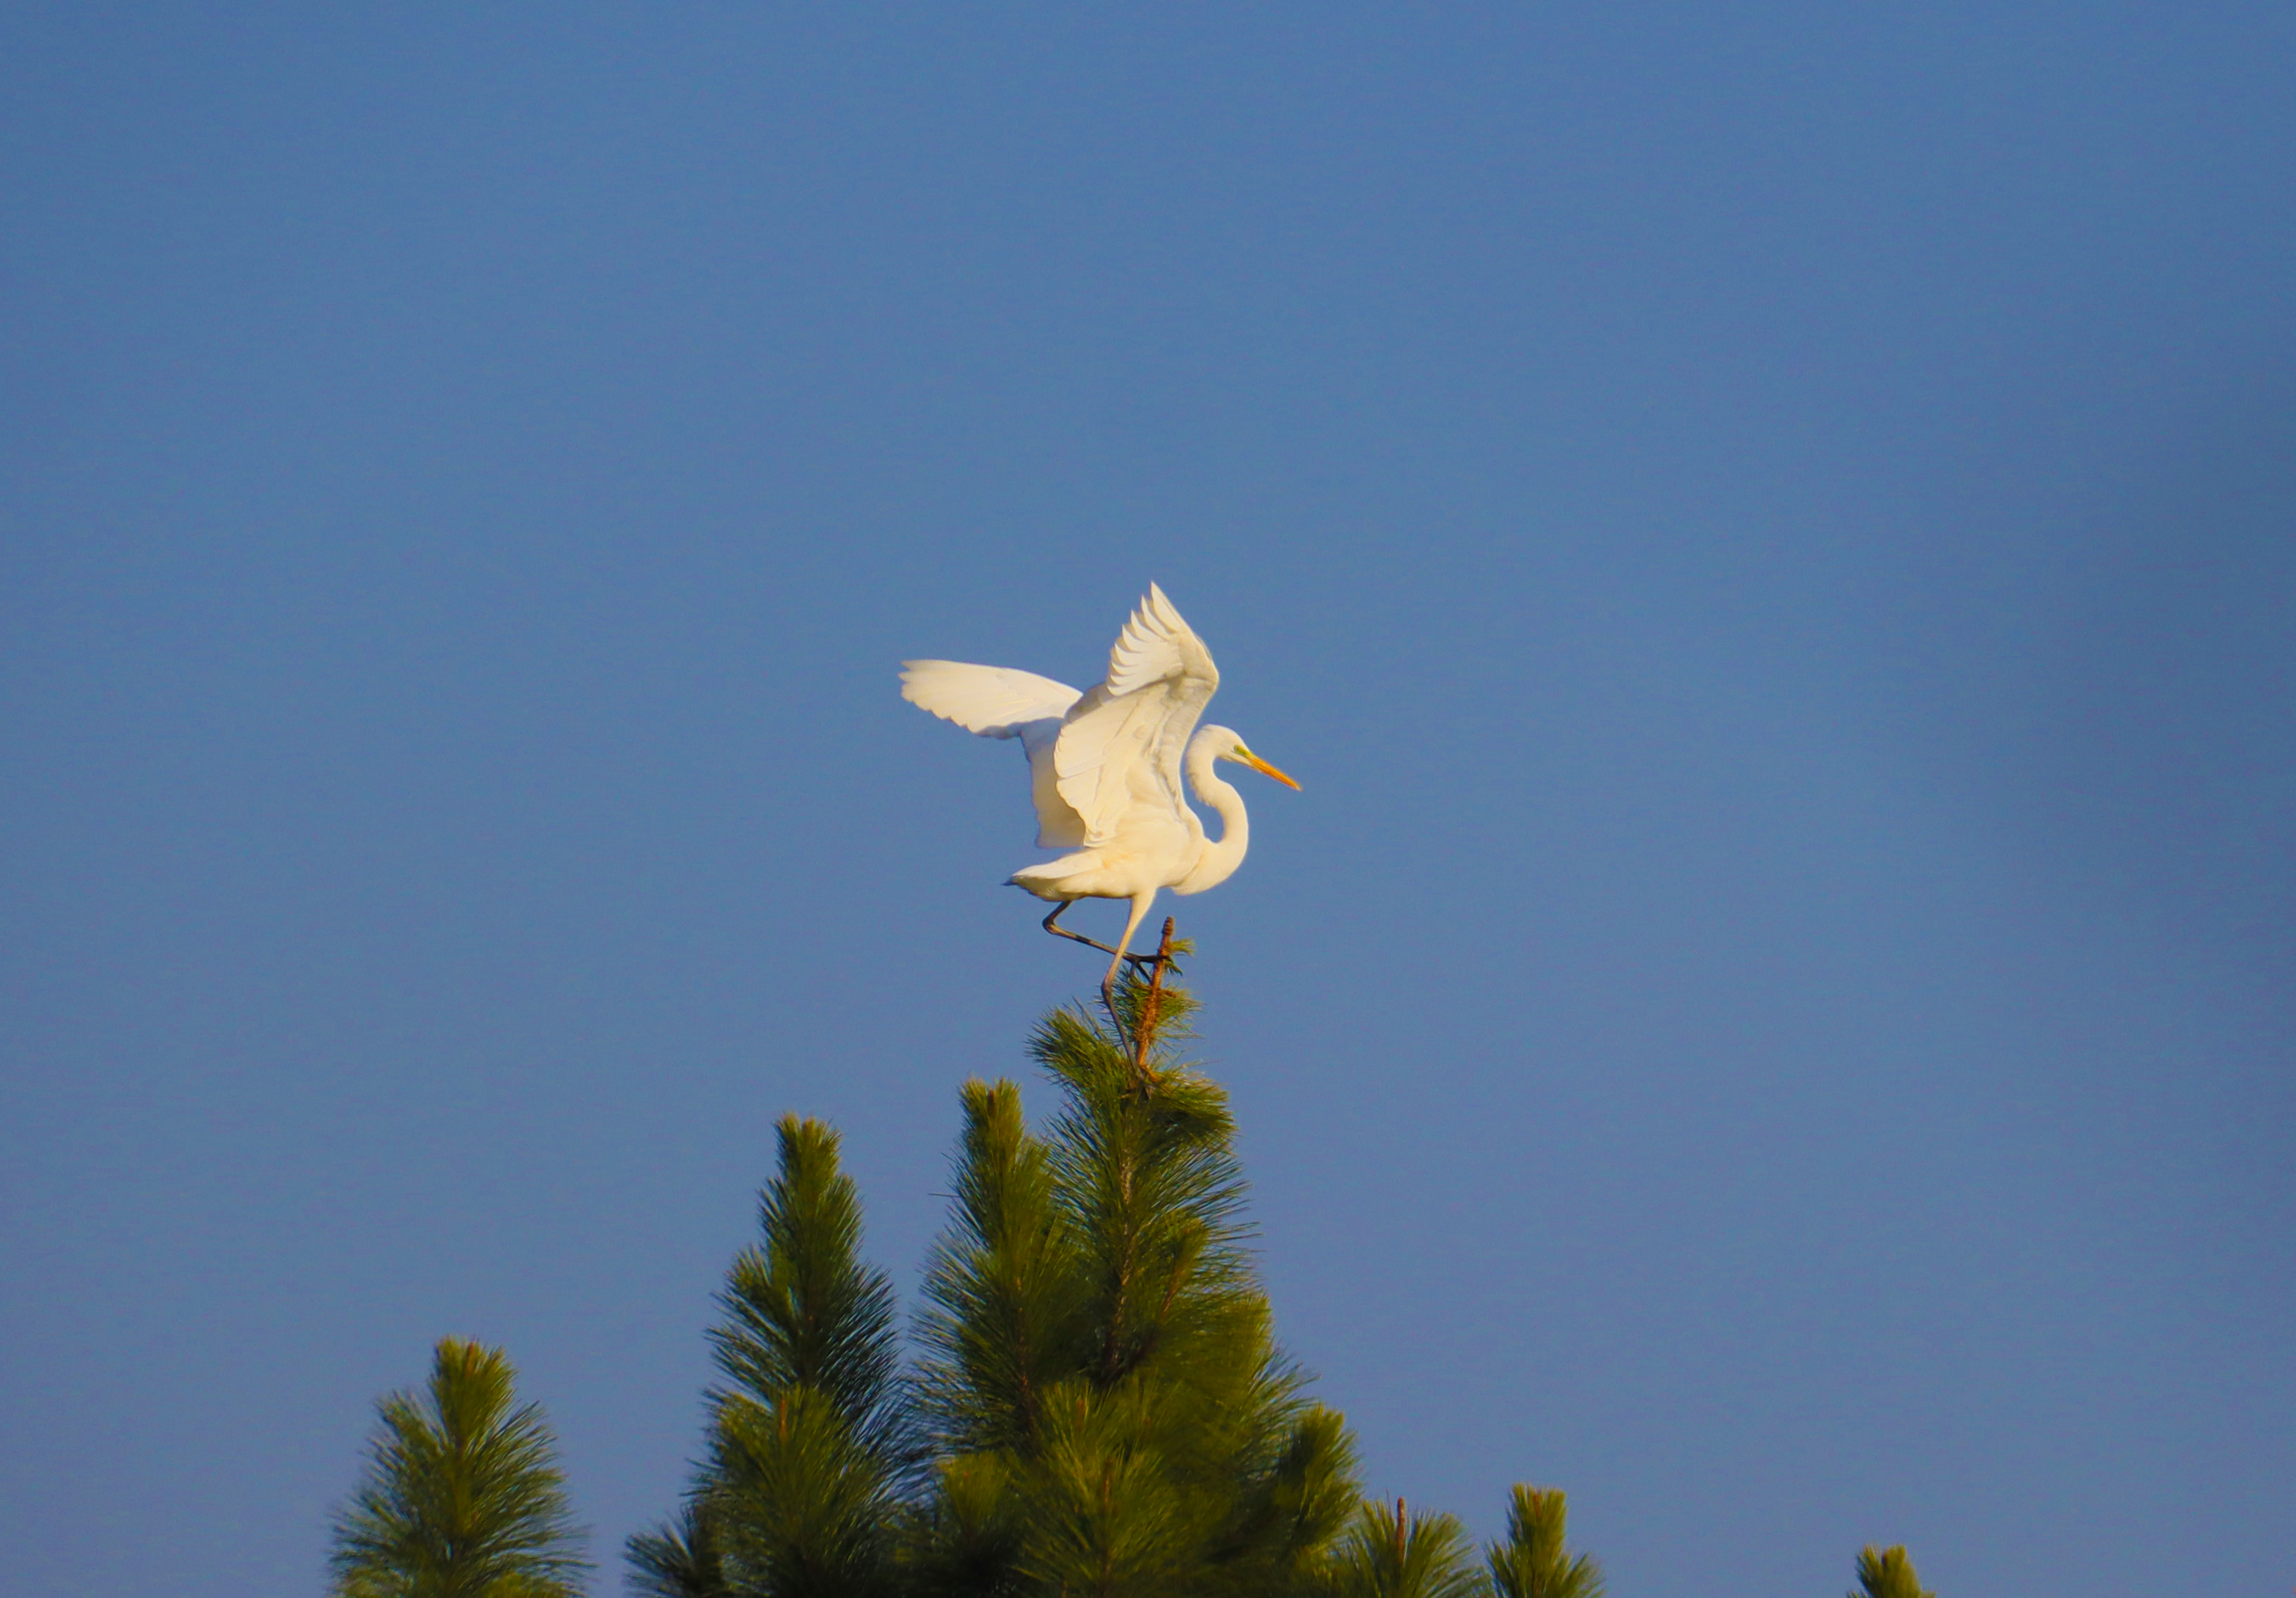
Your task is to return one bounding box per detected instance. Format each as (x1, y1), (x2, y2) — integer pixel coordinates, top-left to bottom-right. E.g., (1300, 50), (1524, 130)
(4, 6), (2291, 1594)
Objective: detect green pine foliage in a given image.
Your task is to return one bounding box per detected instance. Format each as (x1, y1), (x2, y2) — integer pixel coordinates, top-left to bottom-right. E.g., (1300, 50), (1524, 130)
(627, 954), (1607, 1598)
(710, 1117), (908, 1455)
(909, 968), (1362, 1597)
(328, 1336), (588, 1598)
(626, 1501), (729, 1598)
(1327, 1499), (1488, 1598)
(329, 953), (1960, 1598)
(630, 1114), (913, 1598)
(1486, 1486), (1603, 1598)
(1851, 1545), (1934, 1598)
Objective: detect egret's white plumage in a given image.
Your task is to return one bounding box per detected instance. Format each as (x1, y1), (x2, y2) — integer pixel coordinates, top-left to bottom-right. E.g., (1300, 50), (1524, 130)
(902, 585), (1299, 992)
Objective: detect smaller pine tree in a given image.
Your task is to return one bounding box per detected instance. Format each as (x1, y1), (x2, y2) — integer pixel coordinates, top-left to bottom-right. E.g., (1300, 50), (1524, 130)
(630, 1114), (911, 1598)
(1851, 1544), (1934, 1598)
(625, 1500), (729, 1598)
(329, 1336), (588, 1598)
(1486, 1485), (1603, 1598)
(1327, 1498), (1486, 1598)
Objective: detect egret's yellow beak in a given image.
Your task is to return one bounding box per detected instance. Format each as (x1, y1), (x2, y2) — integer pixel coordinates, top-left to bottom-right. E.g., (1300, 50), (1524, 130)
(1236, 748), (1302, 790)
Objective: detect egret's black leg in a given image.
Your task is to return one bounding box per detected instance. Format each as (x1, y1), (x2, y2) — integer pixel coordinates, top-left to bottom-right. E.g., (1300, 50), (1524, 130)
(1042, 901), (1123, 958)
(1041, 902), (1164, 962)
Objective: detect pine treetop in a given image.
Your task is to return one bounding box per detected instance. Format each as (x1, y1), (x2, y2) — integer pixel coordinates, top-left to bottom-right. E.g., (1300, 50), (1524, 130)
(329, 1338), (588, 1598)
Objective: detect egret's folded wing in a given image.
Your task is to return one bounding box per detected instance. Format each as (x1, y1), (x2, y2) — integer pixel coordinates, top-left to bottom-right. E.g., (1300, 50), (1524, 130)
(1052, 685), (1179, 845)
(1017, 720), (1089, 848)
(900, 661), (1082, 737)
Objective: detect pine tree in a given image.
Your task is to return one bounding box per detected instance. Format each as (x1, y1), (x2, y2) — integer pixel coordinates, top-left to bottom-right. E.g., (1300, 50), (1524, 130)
(1327, 1498), (1486, 1598)
(626, 1500), (729, 1598)
(1850, 1545), (1933, 1598)
(632, 938), (1606, 1598)
(909, 950), (1361, 1597)
(628, 1115), (911, 1598)
(1485, 1486), (1603, 1598)
(329, 1336), (588, 1598)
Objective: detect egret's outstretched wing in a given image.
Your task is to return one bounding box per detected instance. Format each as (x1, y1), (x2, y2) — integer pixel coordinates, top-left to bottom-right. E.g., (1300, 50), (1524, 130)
(1104, 582), (1215, 699)
(900, 660), (1090, 848)
(900, 661), (1081, 736)
(1053, 585), (1220, 845)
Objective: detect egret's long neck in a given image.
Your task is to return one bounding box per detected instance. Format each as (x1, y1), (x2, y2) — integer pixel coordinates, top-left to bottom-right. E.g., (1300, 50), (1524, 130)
(1177, 734), (1249, 895)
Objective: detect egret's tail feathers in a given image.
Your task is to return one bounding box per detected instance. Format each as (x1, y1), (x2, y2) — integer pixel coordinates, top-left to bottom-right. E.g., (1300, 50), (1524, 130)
(900, 660), (1081, 738)
(1007, 852), (1104, 893)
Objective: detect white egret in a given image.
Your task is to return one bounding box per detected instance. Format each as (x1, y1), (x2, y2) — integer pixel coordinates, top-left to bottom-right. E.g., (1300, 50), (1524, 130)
(901, 584), (1299, 997)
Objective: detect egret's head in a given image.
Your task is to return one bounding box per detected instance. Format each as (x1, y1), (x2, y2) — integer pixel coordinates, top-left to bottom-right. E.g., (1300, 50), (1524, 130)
(1199, 724), (1301, 789)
